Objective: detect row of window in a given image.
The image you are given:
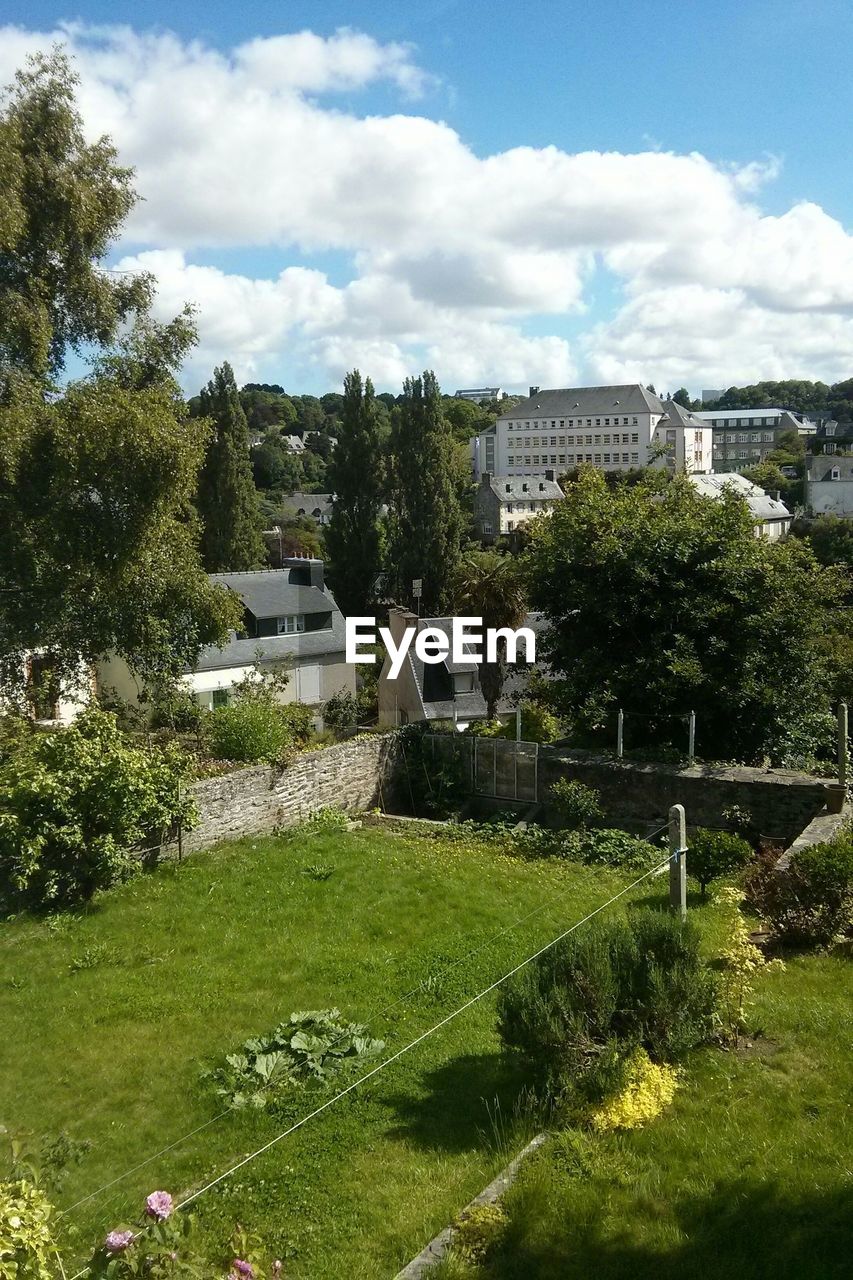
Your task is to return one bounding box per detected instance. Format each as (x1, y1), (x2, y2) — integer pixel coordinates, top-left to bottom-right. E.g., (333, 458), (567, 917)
(708, 416), (779, 428)
(507, 432), (641, 448)
(713, 432), (776, 444)
(506, 453), (641, 468)
(505, 416), (640, 432)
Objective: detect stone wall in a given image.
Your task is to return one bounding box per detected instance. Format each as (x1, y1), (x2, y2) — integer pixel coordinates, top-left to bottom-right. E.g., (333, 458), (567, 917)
(175, 734), (402, 856)
(537, 748), (833, 843)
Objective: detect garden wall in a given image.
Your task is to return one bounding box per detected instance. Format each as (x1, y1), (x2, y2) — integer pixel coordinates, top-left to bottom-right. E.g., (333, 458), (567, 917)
(174, 734), (403, 856)
(537, 748), (832, 843)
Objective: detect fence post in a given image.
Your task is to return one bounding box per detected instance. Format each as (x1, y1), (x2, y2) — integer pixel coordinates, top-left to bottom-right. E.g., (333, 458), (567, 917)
(617, 708), (624, 760)
(668, 803), (687, 921)
(838, 702), (848, 789)
(516, 707), (522, 742)
(687, 710), (696, 765)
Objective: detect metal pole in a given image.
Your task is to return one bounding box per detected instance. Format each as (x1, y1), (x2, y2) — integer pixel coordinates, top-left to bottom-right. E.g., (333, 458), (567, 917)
(668, 803), (687, 921)
(516, 707), (522, 742)
(688, 710), (696, 765)
(617, 707), (624, 760)
(838, 702), (848, 789)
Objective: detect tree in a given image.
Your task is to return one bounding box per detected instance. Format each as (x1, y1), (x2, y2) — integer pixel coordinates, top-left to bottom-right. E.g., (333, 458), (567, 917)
(389, 370), (463, 613)
(672, 387), (694, 409)
(325, 370), (383, 617)
(194, 362), (266, 572)
(0, 50), (239, 697)
(251, 434), (302, 492)
(523, 468), (845, 764)
(453, 550), (527, 719)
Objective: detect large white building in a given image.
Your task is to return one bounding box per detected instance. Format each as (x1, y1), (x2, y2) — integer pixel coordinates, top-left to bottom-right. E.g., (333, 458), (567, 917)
(469, 384), (712, 480)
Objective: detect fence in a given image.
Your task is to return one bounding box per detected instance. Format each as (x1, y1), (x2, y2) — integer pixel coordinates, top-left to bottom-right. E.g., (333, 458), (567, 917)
(425, 734), (539, 802)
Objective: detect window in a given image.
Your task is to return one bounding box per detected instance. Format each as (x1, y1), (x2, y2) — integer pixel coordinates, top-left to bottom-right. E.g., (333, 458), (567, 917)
(622, 452), (629, 463)
(212, 688), (229, 709)
(453, 671), (475, 694)
(507, 456), (514, 465)
(622, 433), (629, 443)
(594, 434), (601, 444)
(831, 466), (841, 481)
(550, 436), (557, 446)
(594, 453), (601, 463)
(277, 614), (305, 634)
(631, 433), (639, 443)
(483, 521), (493, 534)
(603, 453), (611, 463)
(632, 417), (638, 425)
(631, 452), (639, 463)
(533, 455), (540, 465)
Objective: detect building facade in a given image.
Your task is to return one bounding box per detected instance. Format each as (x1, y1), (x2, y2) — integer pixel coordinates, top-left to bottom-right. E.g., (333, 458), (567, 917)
(689, 473), (792, 540)
(469, 384), (712, 480)
(805, 455), (853, 517)
(455, 387), (503, 402)
(694, 407), (814, 472)
(473, 472), (563, 543)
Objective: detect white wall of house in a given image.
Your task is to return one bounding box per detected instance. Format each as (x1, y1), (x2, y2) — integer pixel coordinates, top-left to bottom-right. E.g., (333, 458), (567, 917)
(472, 410), (660, 479)
(1, 653), (93, 725)
(807, 479), (853, 517)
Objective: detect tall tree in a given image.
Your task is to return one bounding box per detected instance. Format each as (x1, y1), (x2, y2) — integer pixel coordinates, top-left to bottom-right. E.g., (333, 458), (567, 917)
(390, 370), (463, 614)
(453, 550), (527, 719)
(194, 363), (266, 572)
(523, 468), (846, 765)
(325, 370), (383, 616)
(0, 50), (238, 698)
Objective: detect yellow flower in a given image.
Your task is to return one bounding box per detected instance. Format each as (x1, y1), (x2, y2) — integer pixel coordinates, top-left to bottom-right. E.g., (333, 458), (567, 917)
(590, 1048), (679, 1132)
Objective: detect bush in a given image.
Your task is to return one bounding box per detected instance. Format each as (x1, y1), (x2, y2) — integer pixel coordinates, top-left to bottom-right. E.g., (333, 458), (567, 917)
(0, 1179), (61, 1279)
(550, 778), (604, 830)
(280, 701), (315, 744)
(688, 827), (753, 898)
(0, 710), (195, 911)
(497, 910), (716, 1105)
(744, 834), (853, 947)
(206, 697), (292, 764)
(589, 1047), (679, 1132)
(452, 1203), (507, 1264)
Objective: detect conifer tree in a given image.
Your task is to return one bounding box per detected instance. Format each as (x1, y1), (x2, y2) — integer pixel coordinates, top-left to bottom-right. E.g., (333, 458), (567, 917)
(195, 363), (266, 572)
(390, 370), (463, 614)
(325, 370), (383, 616)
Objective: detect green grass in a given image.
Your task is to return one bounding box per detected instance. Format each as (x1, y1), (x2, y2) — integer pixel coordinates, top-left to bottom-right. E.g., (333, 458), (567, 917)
(437, 896), (853, 1280)
(0, 820), (652, 1276)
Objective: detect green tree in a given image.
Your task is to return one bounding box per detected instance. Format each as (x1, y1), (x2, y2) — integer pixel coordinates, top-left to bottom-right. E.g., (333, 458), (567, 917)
(389, 370), (463, 613)
(672, 387), (695, 409)
(453, 549), (527, 719)
(523, 468), (845, 764)
(0, 50), (239, 697)
(194, 362), (266, 572)
(325, 370), (384, 617)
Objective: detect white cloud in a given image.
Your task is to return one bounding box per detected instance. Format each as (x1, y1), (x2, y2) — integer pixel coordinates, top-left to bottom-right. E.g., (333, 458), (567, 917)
(3, 22), (853, 392)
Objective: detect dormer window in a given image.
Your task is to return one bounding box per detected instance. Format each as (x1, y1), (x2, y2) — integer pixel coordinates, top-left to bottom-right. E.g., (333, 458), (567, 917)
(831, 466), (841, 481)
(277, 614), (306, 634)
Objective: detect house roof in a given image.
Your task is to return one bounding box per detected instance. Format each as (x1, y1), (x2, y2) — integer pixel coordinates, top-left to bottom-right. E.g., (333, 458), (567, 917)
(688, 473), (791, 524)
(485, 475), (564, 502)
(807, 456), (853, 482)
(659, 399), (709, 430)
(497, 384), (665, 422)
(210, 569), (333, 619)
(281, 492), (333, 516)
(405, 614), (546, 722)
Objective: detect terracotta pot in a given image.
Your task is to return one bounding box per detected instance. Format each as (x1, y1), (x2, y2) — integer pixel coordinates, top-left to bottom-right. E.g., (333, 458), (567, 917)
(825, 783), (846, 814)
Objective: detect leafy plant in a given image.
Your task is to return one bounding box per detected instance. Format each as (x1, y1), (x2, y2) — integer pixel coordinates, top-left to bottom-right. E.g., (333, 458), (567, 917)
(549, 779), (604, 830)
(204, 1010), (385, 1109)
(452, 1202), (508, 1264)
(590, 1047), (679, 1132)
(0, 709), (195, 911)
(497, 910), (716, 1107)
(744, 834), (853, 947)
(70, 942), (118, 972)
(688, 828), (753, 899)
(0, 1179), (60, 1279)
(715, 886), (784, 1047)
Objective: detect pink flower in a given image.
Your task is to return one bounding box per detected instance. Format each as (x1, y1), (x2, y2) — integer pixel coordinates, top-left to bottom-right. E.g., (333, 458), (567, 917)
(230, 1262), (254, 1278)
(145, 1190), (174, 1221)
(104, 1229), (134, 1254)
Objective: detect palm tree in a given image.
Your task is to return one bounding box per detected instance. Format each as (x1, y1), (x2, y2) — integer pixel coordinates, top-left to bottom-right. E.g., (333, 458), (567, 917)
(453, 550), (528, 721)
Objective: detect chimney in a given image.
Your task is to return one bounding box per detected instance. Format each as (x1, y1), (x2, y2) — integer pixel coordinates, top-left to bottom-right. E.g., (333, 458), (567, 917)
(309, 559), (325, 589)
(529, 385), (540, 398)
(545, 468), (555, 481)
(539, 481), (545, 492)
(482, 471), (491, 486)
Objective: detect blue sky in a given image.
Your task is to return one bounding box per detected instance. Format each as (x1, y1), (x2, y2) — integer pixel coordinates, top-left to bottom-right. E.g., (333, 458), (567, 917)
(4, 2), (853, 394)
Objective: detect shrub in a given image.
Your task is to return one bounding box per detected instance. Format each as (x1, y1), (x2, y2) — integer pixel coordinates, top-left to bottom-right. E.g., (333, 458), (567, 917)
(0, 1179), (61, 1279)
(497, 910), (716, 1105)
(204, 1009), (385, 1109)
(280, 701), (315, 744)
(590, 1047), (679, 1132)
(206, 697), (292, 764)
(688, 827), (753, 898)
(564, 828), (659, 869)
(550, 778), (604, 830)
(0, 710), (195, 912)
(452, 1202), (507, 1264)
(744, 834), (853, 947)
(715, 886), (784, 1046)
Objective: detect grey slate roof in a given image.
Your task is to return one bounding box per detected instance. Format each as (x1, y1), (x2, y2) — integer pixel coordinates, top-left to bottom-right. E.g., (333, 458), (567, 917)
(497, 384), (665, 422)
(209, 569), (329, 620)
(688, 473), (791, 524)
(807, 456), (853, 482)
(195, 568), (346, 673)
(406, 614), (546, 722)
(659, 399), (708, 429)
(281, 492), (333, 518)
(487, 475), (564, 502)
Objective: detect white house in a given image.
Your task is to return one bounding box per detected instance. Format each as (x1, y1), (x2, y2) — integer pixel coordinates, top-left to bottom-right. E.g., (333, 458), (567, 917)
(688, 473), (792, 540)
(98, 559), (356, 715)
(470, 385), (712, 480)
(694, 407), (814, 472)
(1, 652), (93, 725)
(805, 455), (853, 517)
(473, 472), (563, 542)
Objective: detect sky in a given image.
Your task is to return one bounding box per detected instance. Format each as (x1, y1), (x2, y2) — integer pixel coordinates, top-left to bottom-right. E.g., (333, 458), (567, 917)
(3, 0), (853, 397)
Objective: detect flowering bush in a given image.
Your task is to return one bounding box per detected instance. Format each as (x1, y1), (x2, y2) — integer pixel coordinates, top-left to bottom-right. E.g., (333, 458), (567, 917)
(715, 886), (784, 1046)
(452, 1202), (508, 1263)
(590, 1048), (679, 1131)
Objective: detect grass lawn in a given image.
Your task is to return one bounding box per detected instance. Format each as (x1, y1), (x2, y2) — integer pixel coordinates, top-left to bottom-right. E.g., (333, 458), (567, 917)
(0, 818), (653, 1276)
(436, 895), (853, 1280)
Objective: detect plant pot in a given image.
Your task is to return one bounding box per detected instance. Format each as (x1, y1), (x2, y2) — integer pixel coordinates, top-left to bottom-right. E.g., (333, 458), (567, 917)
(824, 783), (846, 814)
